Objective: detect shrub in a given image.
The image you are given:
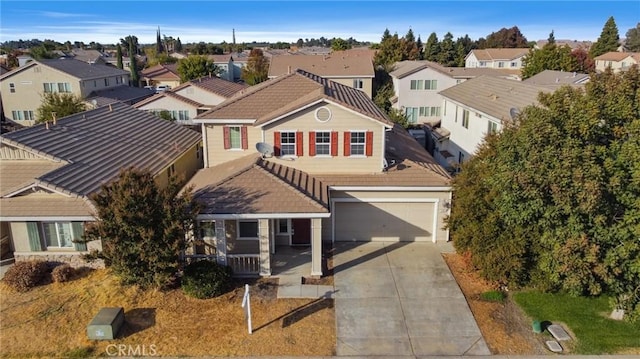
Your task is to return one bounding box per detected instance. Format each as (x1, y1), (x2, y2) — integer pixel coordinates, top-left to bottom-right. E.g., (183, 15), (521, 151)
(51, 264), (75, 283)
(2, 260), (49, 292)
(480, 290), (506, 302)
(181, 260), (233, 299)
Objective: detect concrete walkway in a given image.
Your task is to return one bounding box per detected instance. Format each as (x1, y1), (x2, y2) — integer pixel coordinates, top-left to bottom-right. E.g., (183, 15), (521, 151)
(333, 241), (490, 356)
(272, 246), (333, 299)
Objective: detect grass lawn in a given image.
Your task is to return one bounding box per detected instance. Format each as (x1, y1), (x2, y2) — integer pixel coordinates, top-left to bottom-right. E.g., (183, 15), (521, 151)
(513, 291), (640, 354)
(0, 268), (335, 357)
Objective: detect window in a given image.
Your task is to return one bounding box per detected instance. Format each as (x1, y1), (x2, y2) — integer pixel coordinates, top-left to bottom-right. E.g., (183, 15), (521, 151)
(116, 76), (123, 84)
(170, 110), (189, 121)
(462, 109), (469, 129)
(104, 78), (109, 86)
(228, 126), (241, 149)
(11, 110), (34, 121)
(350, 131), (366, 155)
(419, 107), (429, 117)
(43, 82), (71, 93)
(456, 79), (463, 84)
(167, 164), (176, 179)
(238, 220), (259, 239)
(405, 107), (418, 123)
(315, 131), (331, 155)
(430, 107), (441, 116)
(498, 62), (505, 68)
(479, 61), (487, 67)
(280, 131), (296, 156)
(277, 219), (289, 234)
(510, 62), (517, 68)
(419, 106), (441, 117)
(410, 79), (424, 90)
(199, 221), (216, 239)
(42, 222), (74, 248)
(487, 121), (498, 134)
(9, 83), (15, 93)
(352, 78), (363, 89)
(425, 80), (437, 90)
(224, 126), (248, 150)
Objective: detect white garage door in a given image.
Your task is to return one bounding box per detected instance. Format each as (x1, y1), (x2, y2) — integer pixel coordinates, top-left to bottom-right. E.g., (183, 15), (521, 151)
(334, 201), (434, 242)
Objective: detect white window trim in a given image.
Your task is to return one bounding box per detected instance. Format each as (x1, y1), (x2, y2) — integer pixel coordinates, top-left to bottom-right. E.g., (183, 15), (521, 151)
(237, 220), (259, 240)
(315, 130), (331, 157)
(279, 130), (297, 157)
(349, 130), (367, 157)
(227, 125), (242, 150)
(42, 222), (75, 249)
(277, 219), (290, 235)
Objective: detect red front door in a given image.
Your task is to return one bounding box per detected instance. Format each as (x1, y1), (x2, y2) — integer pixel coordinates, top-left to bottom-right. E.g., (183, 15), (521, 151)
(291, 219), (311, 245)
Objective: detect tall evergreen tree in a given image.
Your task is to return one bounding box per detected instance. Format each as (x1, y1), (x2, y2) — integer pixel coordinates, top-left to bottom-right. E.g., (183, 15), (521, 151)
(129, 40), (139, 87)
(416, 35), (424, 60)
(590, 16), (620, 58)
(481, 26), (529, 48)
(521, 32), (578, 79)
(116, 44), (123, 69)
(403, 28), (420, 60)
(438, 32), (457, 66)
(241, 49), (270, 85)
(156, 27), (163, 54)
(423, 32), (440, 62)
(624, 23), (640, 52)
(175, 37), (183, 53)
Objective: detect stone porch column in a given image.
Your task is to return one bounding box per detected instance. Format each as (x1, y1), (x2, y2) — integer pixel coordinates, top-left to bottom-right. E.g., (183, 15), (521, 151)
(258, 219), (271, 276)
(311, 218), (323, 277)
(214, 220), (226, 266)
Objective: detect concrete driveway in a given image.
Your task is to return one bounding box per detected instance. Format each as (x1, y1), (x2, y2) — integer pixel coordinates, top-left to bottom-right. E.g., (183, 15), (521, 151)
(333, 241), (490, 356)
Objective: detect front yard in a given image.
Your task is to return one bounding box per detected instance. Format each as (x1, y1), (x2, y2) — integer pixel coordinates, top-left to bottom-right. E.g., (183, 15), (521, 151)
(0, 268), (335, 357)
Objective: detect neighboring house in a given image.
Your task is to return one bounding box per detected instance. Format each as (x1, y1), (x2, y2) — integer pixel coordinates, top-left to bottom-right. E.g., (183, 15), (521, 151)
(0, 58), (130, 126)
(231, 52), (249, 82)
(268, 50), (375, 98)
(69, 49), (106, 64)
(523, 70), (590, 88)
(390, 60), (519, 125)
(465, 48), (530, 70)
(434, 76), (552, 171)
(535, 39), (592, 51)
(0, 103), (202, 266)
(85, 85), (156, 108)
(104, 56), (133, 70)
(185, 69), (452, 277)
(208, 54), (234, 81)
(140, 63), (181, 88)
(594, 52), (640, 73)
(134, 75), (248, 125)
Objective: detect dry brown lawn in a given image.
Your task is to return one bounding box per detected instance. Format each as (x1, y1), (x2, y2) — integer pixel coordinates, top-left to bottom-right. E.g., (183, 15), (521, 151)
(0, 269), (335, 357)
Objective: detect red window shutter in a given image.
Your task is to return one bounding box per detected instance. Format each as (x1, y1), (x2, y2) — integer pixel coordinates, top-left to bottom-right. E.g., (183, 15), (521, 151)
(296, 131), (304, 156)
(343, 132), (351, 156)
(309, 131), (316, 156)
(223, 126), (231, 149)
(241, 126), (248, 149)
(331, 131), (338, 156)
(273, 132), (281, 156)
(365, 131), (374, 157)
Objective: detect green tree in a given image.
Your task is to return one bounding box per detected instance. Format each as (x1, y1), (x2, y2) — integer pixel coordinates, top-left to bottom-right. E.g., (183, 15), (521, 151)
(590, 16), (620, 58)
(84, 167), (201, 289)
(570, 48), (595, 73)
(331, 37), (351, 51)
(478, 26), (529, 48)
(129, 40), (139, 86)
(416, 35), (424, 60)
(177, 55), (220, 82)
(403, 28), (420, 60)
(116, 44), (123, 69)
(521, 32), (578, 79)
(373, 31), (403, 69)
(423, 32), (440, 62)
(438, 32), (457, 66)
(447, 66), (640, 321)
(29, 45), (56, 60)
(624, 23), (640, 52)
(35, 92), (86, 124)
(175, 37), (183, 53)
(156, 27), (163, 54)
(241, 48), (269, 85)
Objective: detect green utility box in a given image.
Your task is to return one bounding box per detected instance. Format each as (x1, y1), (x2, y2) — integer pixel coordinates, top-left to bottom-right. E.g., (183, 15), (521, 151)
(87, 307), (124, 340)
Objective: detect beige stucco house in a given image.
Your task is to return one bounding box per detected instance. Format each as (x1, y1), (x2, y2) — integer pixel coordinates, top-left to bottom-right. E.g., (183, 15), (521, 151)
(140, 63), (181, 88)
(594, 52), (640, 73)
(185, 69), (452, 277)
(268, 49), (375, 98)
(0, 58), (130, 126)
(465, 48), (529, 71)
(0, 103), (202, 266)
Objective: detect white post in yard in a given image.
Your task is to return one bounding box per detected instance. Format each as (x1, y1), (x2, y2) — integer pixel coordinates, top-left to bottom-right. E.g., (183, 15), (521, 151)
(241, 284), (252, 334)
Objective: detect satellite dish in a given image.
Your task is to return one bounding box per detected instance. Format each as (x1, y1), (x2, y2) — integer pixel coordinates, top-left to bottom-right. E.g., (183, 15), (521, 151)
(255, 142), (274, 158)
(509, 107), (520, 120)
(91, 99), (98, 108)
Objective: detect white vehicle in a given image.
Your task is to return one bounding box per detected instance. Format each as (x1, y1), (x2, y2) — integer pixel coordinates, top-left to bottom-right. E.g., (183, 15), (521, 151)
(155, 85), (171, 93)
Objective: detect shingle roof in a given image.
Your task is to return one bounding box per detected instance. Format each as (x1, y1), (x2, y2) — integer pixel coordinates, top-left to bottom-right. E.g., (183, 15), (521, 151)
(1, 102), (201, 197)
(35, 58), (129, 80)
(140, 63), (180, 80)
(523, 70), (590, 86)
(172, 76), (248, 98)
(188, 154), (329, 215)
(88, 85), (155, 105)
(197, 69), (391, 126)
(439, 76), (552, 122)
(594, 52), (639, 61)
(467, 48), (530, 61)
(268, 50), (374, 78)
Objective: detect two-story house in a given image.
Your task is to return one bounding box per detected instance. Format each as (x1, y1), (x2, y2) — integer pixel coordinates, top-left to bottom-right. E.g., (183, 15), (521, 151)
(140, 63), (181, 89)
(594, 52), (640, 73)
(465, 48), (530, 71)
(184, 69), (452, 277)
(434, 76), (551, 171)
(0, 103), (202, 266)
(208, 54), (235, 82)
(390, 60), (518, 124)
(133, 75), (248, 125)
(0, 58), (130, 126)
(523, 70), (590, 88)
(268, 50), (375, 98)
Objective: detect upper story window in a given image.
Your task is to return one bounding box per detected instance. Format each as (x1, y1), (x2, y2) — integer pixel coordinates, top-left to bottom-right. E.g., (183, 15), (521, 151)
(462, 109), (470, 129)
(223, 125), (248, 150)
(309, 131), (337, 156)
(315, 131), (331, 155)
(11, 110), (34, 121)
(487, 121), (498, 134)
(43, 82), (71, 93)
(343, 131), (373, 157)
(280, 131), (296, 156)
(353, 78), (364, 89)
(104, 78), (109, 86)
(350, 131), (366, 155)
(9, 83), (15, 93)
(42, 222), (74, 248)
(425, 80), (437, 90)
(498, 62), (505, 68)
(479, 61), (487, 67)
(510, 62), (518, 67)
(116, 76), (123, 84)
(410, 79), (424, 90)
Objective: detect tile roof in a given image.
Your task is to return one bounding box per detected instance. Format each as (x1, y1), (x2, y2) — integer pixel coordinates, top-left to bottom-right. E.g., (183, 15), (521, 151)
(88, 85), (155, 105)
(70, 49), (105, 63)
(29, 58), (129, 80)
(197, 69), (391, 126)
(390, 60), (517, 79)
(268, 50), (374, 78)
(208, 54), (233, 63)
(467, 48), (530, 61)
(140, 63), (180, 80)
(188, 154), (329, 215)
(439, 76), (552, 122)
(1, 102), (201, 197)
(0, 160), (64, 196)
(594, 52), (639, 61)
(172, 75), (248, 98)
(133, 91), (205, 109)
(0, 194), (94, 218)
(523, 70), (590, 87)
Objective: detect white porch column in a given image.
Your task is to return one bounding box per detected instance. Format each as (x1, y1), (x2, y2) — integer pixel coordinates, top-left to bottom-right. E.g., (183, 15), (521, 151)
(214, 220), (227, 266)
(311, 218), (323, 277)
(258, 219), (271, 276)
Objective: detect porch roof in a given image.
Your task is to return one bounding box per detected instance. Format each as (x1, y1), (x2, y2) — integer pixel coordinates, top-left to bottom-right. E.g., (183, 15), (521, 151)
(0, 193), (93, 219)
(188, 154), (329, 215)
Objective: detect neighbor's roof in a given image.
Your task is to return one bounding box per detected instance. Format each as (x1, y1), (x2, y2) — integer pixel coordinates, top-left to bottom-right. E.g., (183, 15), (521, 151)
(197, 69), (391, 126)
(70, 49), (105, 63)
(268, 50), (374, 78)
(187, 154), (329, 215)
(467, 48), (530, 61)
(0, 102), (201, 197)
(140, 63), (180, 80)
(134, 91), (205, 109)
(390, 60), (517, 80)
(523, 70), (590, 87)
(208, 54), (233, 63)
(0, 58), (129, 81)
(172, 75), (248, 99)
(439, 76), (552, 122)
(594, 52), (639, 61)
(88, 85), (155, 105)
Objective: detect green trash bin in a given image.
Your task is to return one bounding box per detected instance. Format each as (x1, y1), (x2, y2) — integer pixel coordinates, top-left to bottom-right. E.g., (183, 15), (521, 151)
(532, 320), (542, 333)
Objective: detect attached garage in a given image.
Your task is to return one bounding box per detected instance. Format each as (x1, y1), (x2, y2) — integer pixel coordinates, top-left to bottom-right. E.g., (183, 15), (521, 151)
(332, 199), (437, 242)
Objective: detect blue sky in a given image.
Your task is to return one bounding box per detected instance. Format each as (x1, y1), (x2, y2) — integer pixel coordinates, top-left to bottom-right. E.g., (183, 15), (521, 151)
(0, 1), (638, 45)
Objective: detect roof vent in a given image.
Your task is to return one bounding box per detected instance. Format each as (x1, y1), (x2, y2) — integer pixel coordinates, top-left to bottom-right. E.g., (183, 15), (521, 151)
(109, 104), (113, 112)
